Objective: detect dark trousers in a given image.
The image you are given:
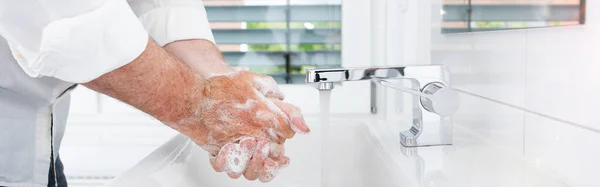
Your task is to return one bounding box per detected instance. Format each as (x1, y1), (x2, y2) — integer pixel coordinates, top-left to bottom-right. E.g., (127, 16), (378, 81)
(48, 155), (67, 187)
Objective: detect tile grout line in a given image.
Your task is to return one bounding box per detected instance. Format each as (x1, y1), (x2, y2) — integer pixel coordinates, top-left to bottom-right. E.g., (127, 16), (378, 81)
(523, 29), (529, 158)
(455, 89), (600, 135)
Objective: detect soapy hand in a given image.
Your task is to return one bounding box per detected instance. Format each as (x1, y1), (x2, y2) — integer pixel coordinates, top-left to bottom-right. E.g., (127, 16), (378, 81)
(173, 71), (308, 182)
(161, 40), (303, 182)
(211, 98), (301, 182)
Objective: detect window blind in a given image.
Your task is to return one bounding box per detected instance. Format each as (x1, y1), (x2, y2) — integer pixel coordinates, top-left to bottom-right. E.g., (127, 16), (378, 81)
(205, 1), (342, 83)
(442, 1), (584, 33)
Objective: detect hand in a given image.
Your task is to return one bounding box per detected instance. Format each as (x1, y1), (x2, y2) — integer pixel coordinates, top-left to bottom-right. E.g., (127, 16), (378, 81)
(210, 137), (290, 182)
(231, 71), (306, 181)
(83, 39), (305, 182)
(163, 39), (305, 182)
(210, 98), (303, 182)
(173, 71), (308, 182)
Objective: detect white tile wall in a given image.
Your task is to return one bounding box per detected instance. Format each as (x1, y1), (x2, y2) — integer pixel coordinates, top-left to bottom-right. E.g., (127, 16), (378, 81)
(524, 114), (600, 187)
(468, 31), (528, 107)
(431, 4), (528, 107)
(423, 0), (600, 186)
(525, 0), (600, 130)
(453, 92), (525, 154)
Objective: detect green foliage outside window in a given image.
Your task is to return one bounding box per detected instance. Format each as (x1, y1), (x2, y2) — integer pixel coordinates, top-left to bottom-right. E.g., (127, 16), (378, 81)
(474, 21), (503, 28)
(246, 22), (341, 29)
(245, 22), (341, 51)
(249, 65), (317, 75)
(243, 22), (341, 79)
(509, 22), (528, 28)
(248, 44), (341, 51)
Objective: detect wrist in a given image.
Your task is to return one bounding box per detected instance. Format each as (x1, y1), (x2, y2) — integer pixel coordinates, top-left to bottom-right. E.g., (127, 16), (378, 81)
(82, 39), (214, 147)
(83, 39), (208, 128)
(196, 60), (235, 78)
(163, 39), (235, 78)
(153, 74), (206, 126)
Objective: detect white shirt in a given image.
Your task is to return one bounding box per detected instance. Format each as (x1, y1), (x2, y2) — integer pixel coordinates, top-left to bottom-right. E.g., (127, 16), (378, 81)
(0, 0), (215, 83)
(0, 0), (214, 186)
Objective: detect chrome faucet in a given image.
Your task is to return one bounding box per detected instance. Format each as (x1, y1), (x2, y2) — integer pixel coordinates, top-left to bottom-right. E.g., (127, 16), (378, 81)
(306, 65), (459, 147)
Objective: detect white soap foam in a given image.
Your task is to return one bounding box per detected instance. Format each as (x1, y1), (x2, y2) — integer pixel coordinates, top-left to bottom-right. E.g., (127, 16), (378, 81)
(252, 88), (288, 119)
(234, 99), (257, 110)
(268, 128), (278, 139)
(207, 70), (283, 99)
(261, 160), (279, 182)
(256, 110), (281, 129)
(288, 106), (307, 134)
(256, 110), (275, 121)
(239, 136), (255, 143)
(195, 99), (220, 117)
(290, 123), (304, 134)
(269, 142), (282, 156)
(260, 143), (270, 158)
(217, 109), (236, 125)
(253, 76), (283, 98)
(223, 143), (253, 174)
(205, 69), (241, 79)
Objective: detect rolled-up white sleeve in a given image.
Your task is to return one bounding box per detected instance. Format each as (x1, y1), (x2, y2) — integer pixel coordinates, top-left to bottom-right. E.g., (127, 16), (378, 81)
(127, 0), (215, 46)
(0, 0), (148, 83)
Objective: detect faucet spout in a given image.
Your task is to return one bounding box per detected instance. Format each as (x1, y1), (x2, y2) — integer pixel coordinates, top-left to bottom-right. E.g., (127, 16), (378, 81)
(317, 82), (335, 90)
(306, 66), (411, 83)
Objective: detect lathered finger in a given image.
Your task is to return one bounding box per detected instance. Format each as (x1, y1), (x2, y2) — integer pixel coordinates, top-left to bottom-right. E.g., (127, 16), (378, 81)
(259, 159), (279, 183)
(269, 99), (310, 134)
(210, 143), (235, 172)
(243, 138), (270, 180)
(221, 140), (256, 175)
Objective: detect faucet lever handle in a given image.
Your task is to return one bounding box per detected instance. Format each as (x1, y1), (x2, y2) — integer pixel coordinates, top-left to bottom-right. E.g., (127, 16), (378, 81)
(420, 82), (459, 117)
(372, 78), (459, 117)
(373, 78), (429, 97)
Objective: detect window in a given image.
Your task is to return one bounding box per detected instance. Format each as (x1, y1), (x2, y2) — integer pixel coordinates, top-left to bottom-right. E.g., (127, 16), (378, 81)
(205, 0), (342, 83)
(441, 0), (585, 33)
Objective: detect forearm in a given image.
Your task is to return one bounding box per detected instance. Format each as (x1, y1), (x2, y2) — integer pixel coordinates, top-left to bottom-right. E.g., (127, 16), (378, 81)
(82, 38), (205, 125)
(164, 39), (234, 77)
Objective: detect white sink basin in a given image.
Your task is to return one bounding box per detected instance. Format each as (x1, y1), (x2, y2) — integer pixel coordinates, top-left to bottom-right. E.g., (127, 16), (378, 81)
(106, 119), (409, 187)
(106, 117), (569, 187)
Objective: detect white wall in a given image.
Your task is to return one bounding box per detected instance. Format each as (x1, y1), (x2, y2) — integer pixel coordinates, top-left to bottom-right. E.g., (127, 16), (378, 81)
(394, 0), (600, 186)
